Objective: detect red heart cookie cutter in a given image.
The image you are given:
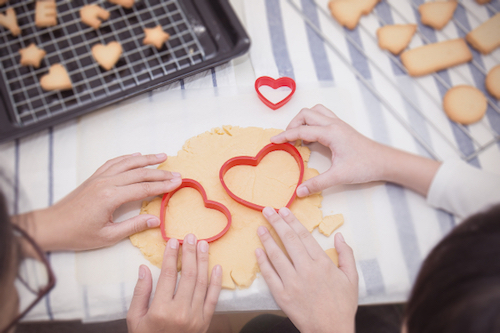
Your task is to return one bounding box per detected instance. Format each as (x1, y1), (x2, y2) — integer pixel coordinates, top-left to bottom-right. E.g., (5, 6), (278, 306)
(219, 143), (304, 212)
(159, 178), (232, 244)
(255, 76), (296, 110)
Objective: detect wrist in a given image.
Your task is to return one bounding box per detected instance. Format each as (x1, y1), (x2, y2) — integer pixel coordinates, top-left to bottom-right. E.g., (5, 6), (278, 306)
(13, 207), (64, 252)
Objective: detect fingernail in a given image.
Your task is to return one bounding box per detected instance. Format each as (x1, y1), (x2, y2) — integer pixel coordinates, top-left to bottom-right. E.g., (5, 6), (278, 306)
(255, 248), (264, 258)
(156, 153), (167, 159)
(199, 241), (208, 253)
(139, 265), (146, 279)
(170, 177), (182, 184)
(337, 233), (345, 243)
(257, 226), (267, 236)
(168, 238), (178, 249)
(296, 185), (309, 197)
(187, 233), (196, 245)
(132, 152), (141, 156)
(262, 206), (275, 218)
(279, 207), (290, 217)
(215, 265), (222, 277)
(171, 172), (181, 178)
(147, 218), (160, 228)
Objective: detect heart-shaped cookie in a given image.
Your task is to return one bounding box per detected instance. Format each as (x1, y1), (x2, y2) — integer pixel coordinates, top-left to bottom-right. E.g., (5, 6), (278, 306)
(255, 76), (296, 110)
(91, 41), (122, 71)
(160, 179), (232, 244)
(40, 64), (72, 91)
(219, 143), (304, 211)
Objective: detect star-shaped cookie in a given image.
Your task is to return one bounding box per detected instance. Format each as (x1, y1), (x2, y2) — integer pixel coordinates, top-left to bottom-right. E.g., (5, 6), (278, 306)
(19, 43), (46, 68)
(143, 25), (170, 50)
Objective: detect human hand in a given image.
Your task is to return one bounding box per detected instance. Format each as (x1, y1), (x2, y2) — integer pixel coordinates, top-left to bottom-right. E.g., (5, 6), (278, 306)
(19, 153), (182, 251)
(127, 234), (222, 333)
(256, 207), (358, 333)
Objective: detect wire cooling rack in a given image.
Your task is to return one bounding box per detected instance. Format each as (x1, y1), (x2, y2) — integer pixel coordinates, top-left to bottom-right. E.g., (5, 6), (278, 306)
(0, 0), (250, 141)
(287, 0), (500, 162)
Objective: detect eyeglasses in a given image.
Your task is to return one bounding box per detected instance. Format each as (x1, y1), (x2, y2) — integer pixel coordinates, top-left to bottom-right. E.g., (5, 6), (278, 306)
(1, 225), (56, 333)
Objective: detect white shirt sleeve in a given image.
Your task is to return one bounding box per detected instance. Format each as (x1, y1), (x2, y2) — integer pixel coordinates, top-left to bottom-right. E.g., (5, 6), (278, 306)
(427, 159), (500, 219)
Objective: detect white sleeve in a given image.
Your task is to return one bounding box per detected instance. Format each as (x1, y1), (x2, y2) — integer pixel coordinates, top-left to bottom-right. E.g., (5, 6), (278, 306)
(427, 159), (500, 219)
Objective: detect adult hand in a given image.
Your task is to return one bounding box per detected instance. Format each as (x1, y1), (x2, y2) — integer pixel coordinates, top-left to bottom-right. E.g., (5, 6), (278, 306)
(256, 206), (358, 333)
(127, 234), (222, 333)
(17, 153), (181, 251)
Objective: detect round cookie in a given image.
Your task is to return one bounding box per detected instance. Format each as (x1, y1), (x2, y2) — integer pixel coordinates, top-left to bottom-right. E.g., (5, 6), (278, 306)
(486, 65), (500, 100)
(443, 85), (487, 125)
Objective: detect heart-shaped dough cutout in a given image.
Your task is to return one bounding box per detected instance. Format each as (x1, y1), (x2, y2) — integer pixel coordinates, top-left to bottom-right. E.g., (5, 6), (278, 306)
(220, 143), (304, 211)
(91, 41), (122, 71)
(40, 64), (72, 91)
(160, 179), (231, 244)
(255, 76), (296, 110)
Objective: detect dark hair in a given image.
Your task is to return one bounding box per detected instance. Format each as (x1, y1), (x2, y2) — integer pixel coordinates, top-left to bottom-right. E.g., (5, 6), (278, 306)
(405, 204), (500, 333)
(0, 190), (15, 286)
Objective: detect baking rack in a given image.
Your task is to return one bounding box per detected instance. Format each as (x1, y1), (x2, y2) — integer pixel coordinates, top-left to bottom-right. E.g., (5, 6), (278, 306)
(286, 0), (500, 162)
(0, 0), (250, 142)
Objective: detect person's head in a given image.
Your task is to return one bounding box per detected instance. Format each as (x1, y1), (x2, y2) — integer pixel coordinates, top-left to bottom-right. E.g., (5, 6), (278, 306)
(405, 204), (500, 333)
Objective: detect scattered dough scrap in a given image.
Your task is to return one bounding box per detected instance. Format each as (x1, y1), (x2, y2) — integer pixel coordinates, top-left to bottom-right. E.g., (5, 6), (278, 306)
(486, 65), (500, 100)
(143, 25), (170, 49)
(325, 248), (339, 267)
(35, 0), (57, 27)
(80, 4), (110, 29)
(40, 64), (72, 91)
(466, 12), (500, 55)
(328, 0), (380, 30)
(443, 85), (487, 125)
(418, 1), (457, 30)
(376, 24), (417, 55)
(319, 214), (344, 237)
(108, 0), (135, 9)
(0, 8), (20, 36)
(19, 43), (46, 68)
(91, 41), (122, 71)
(401, 38), (472, 77)
(130, 127), (324, 289)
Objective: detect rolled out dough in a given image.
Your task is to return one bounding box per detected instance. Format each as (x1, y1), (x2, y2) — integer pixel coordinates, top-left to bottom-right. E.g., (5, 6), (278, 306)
(130, 126), (324, 289)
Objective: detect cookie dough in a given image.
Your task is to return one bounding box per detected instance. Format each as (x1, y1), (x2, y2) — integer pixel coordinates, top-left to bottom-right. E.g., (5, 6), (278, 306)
(319, 214), (344, 237)
(130, 126), (324, 289)
(325, 248), (339, 267)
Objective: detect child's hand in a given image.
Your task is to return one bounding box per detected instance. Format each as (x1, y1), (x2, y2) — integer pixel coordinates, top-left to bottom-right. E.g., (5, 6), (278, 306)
(256, 207), (358, 333)
(127, 234), (222, 333)
(18, 153), (181, 251)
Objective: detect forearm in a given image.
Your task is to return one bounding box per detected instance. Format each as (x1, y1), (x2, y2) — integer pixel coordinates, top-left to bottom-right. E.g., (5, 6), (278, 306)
(11, 207), (61, 252)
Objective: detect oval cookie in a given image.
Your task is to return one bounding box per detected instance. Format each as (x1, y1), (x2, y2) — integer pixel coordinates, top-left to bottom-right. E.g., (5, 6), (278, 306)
(443, 85), (487, 125)
(486, 65), (500, 100)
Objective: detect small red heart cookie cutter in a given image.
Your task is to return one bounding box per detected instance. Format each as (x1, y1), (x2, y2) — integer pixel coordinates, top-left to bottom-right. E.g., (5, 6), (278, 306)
(255, 76), (296, 110)
(159, 178), (232, 244)
(219, 143), (304, 212)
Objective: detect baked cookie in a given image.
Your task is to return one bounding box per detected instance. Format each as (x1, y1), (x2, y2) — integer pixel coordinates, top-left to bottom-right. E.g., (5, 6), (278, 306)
(443, 85), (487, 125)
(0, 0), (7, 5)
(475, 0), (490, 4)
(80, 4), (110, 29)
(40, 64), (72, 91)
(0, 7), (20, 36)
(418, 0), (457, 30)
(486, 65), (500, 100)
(143, 25), (170, 49)
(328, 0), (380, 30)
(377, 24), (417, 55)
(91, 41), (122, 70)
(108, 0), (134, 9)
(466, 13), (500, 55)
(19, 43), (46, 68)
(35, 0), (57, 27)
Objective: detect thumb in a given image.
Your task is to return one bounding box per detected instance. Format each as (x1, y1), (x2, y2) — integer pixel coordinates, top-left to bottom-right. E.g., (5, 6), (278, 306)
(334, 233), (358, 285)
(127, 265), (152, 327)
(110, 214), (160, 242)
(296, 167), (339, 197)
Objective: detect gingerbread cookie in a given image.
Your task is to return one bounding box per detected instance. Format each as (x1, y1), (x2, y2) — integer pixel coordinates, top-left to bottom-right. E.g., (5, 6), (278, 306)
(40, 64), (72, 91)
(377, 24), (417, 55)
(80, 4), (110, 29)
(443, 85), (487, 125)
(418, 1), (457, 30)
(0, 8), (20, 36)
(466, 13), (500, 55)
(328, 0), (380, 30)
(486, 65), (500, 100)
(143, 25), (170, 49)
(91, 41), (122, 70)
(19, 43), (46, 68)
(35, 0), (57, 27)
(108, 0), (134, 9)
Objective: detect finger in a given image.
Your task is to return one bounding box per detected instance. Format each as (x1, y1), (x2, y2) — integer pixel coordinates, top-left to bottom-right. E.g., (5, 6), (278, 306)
(91, 153), (139, 178)
(105, 214), (161, 244)
(192, 240), (210, 310)
(153, 238), (179, 304)
(309, 104), (338, 118)
(270, 126), (330, 146)
(262, 207), (310, 266)
(175, 234), (198, 304)
(115, 168), (181, 186)
(335, 233), (358, 285)
(103, 153), (168, 176)
(255, 248), (284, 293)
(117, 178), (182, 203)
(203, 265), (222, 320)
(286, 107), (335, 131)
(257, 225), (296, 279)
(277, 207), (324, 260)
(296, 167), (340, 197)
(127, 265), (152, 326)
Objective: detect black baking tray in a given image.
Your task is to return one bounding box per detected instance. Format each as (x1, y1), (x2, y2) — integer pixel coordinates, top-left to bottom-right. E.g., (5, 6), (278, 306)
(0, 0), (250, 142)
